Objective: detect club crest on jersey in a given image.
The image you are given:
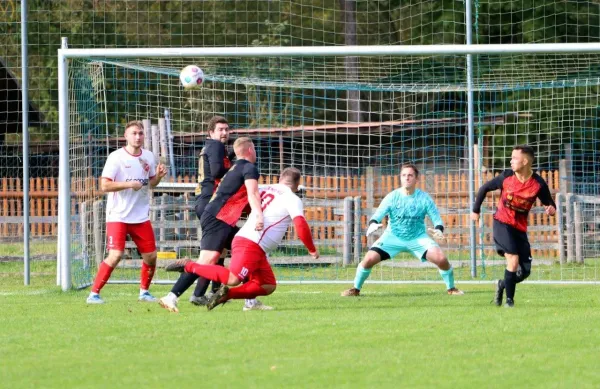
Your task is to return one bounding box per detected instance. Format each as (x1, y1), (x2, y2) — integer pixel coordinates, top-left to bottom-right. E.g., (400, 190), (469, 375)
(139, 158), (150, 172)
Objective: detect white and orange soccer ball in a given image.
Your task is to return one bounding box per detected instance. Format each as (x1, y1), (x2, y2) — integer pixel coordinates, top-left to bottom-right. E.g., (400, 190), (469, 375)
(179, 65), (204, 89)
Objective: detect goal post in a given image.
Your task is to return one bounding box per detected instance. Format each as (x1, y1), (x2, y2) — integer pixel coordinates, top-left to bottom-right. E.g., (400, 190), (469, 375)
(58, 41), (600, 290)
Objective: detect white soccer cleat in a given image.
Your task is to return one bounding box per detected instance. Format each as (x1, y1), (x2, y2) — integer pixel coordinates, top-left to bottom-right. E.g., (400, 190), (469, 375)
(138, 291), (158, 302)
(158, 295), (179, 313)
(243, 299), (274, 311)
(86, 293), (105, 304)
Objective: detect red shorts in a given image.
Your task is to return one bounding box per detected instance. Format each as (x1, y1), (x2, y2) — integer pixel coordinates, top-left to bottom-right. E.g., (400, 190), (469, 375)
(230, 237), (276, 286)
(106, 220), (156, 254)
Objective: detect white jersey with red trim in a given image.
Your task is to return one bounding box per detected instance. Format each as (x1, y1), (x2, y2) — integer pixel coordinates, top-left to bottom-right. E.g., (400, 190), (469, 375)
(236, 184), (304, 253)
(101, 147), (156, 223)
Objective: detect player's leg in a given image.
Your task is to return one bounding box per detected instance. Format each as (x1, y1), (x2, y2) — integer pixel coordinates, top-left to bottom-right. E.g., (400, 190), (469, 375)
(242, 254), (276, 311)
(190, 215), (234, 302)
(342, 230), (402, 296)
(129, 220), (158, 302)
(493, 220), (520, 307)
(87, 222), (127, 304)
(413, 235), (463, 295)
(515, 240), (532, 284)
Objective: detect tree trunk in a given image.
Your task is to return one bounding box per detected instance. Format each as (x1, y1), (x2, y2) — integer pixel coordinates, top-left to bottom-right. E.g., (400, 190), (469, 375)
(338, 0), (361, 123)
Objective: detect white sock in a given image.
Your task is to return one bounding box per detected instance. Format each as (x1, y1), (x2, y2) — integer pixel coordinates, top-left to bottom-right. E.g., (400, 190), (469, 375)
(167, 292), (178, 300)
(140, 288), (149, 295)
(245, 299), (256, 306)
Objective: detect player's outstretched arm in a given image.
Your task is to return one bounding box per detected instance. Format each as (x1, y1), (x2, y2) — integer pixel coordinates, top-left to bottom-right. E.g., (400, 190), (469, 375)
(293, 216), (319, 259)
(471, 171), (507, 220)
(367, 191), (394, 236)
(425, 195), (445, 242)
(536, 178), (557, 216)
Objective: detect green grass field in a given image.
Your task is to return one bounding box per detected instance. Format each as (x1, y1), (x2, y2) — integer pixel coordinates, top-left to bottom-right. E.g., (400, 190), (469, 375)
(1, 277), (600, 388)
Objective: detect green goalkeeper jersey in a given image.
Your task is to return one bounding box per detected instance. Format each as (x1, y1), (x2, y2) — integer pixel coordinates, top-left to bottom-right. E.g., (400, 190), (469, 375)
(371, 188), (443, 240)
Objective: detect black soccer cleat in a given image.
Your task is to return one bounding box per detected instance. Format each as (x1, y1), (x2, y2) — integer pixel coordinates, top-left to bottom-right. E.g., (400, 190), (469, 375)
(165, 259), (192, 272)
(505, 298), (515, 308)
(207, 285), (229, 311)
(493, 279), (505, 306)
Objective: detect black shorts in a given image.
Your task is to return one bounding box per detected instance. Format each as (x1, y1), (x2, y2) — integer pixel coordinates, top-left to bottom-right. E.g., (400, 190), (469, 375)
(194, 197), (210, 220)
(493, 219), (532, 267)
(199, 212), (239, 252)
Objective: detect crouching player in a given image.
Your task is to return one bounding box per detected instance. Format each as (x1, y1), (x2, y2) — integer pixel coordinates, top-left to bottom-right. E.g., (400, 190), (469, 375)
(166, 167), (319, 310)
(341, 163), (463, 297)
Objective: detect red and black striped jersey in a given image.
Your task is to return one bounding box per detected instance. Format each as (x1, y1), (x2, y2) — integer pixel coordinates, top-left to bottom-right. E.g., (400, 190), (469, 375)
(204, 159), (260, 226)
(473, 169), (556, 232)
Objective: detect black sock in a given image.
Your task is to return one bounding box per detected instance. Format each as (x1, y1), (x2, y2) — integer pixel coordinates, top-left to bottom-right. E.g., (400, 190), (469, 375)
(171, 272), (199, 297)
(504, 269), (517, 301)
(210, 257), (226, 293)
(193, 277), (211, 297)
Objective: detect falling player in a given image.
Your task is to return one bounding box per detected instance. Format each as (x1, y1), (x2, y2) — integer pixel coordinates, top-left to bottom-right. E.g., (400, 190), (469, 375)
(471, 145), (556, 308)
(341, 163), (464, 297)
(165, 167), (319, 310)
(158, 137), (264, 313)
(86, 120), (168, 304)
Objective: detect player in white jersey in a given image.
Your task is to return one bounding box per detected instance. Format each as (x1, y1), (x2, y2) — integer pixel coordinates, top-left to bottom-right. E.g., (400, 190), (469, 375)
(86, 120), (167, 304)
(165, 167), (319, 310)
(341, 163), (464, 297)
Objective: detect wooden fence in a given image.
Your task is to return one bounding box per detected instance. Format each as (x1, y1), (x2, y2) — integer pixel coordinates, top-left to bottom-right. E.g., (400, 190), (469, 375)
(0, 171), (562, 258)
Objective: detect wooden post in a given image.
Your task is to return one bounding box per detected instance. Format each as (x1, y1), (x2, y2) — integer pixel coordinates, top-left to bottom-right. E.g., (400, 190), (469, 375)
(353, 196), (362, 264)
(151, 124), (160, 161)
(159, 118), (168, 167)
(80, 201), (90, 270)
(142, 119), (152, 151)
(279, 135), (284, 174)
(566, 193), (574, 263)
(556, 193), (566, 264)
(93, 200), (104, 266)
(574, 201), (584, 264)
(343, 196), (353, 266)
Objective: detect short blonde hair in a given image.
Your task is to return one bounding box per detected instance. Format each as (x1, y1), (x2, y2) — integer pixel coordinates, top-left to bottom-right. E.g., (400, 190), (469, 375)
(233, 137), (254, 154)
(125, 120), (144, 132)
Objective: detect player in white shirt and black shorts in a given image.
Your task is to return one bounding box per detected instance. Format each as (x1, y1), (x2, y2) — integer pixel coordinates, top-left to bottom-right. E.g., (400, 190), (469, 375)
(165, 167), (319, 310)
(86, 120), (167, 304)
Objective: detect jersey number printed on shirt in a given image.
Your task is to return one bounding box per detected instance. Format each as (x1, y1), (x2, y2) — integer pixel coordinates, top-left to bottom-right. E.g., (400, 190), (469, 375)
(260, 191), (275, 211)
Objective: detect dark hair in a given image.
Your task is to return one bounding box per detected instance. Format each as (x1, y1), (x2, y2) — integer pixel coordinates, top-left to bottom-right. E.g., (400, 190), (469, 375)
(206, 115), (229, 134)
(280, 167), (301, 184)
(513, 145), (535, 162)
(400, 163), (419, 178)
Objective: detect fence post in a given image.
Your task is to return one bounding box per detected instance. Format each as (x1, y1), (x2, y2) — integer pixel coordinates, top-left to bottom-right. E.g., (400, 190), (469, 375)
(574, 200), (584, 264)
(142, 119), (152, 151)
(566, 193), (574, 263)
(556, 193), (566, 264)
(80, 201), (89, 270)
(92, 200), (104, 266)
(353, 196), (362, 264)
(343, 196), (353, 266)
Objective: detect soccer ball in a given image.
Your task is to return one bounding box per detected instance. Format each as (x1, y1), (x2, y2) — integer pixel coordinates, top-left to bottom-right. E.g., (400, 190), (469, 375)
(179, 65), (204, 89)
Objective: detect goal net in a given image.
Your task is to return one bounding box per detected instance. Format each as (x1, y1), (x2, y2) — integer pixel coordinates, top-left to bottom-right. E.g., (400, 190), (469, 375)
(61, 47), (600, 289)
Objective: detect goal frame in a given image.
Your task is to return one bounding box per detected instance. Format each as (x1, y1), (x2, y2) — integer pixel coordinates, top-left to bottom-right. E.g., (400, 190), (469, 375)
(57, 39), (600, 290)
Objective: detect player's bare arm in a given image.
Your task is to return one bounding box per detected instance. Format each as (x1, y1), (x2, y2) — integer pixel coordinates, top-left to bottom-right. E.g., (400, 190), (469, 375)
(245, 178), (264, 231)
(149, 163), (168, 188)
(100, 177), (143, 192)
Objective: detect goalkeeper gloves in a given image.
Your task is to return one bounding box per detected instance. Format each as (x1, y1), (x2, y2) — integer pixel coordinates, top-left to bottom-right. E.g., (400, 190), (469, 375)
(366, 222), (382, 237)
(427, 226), (446, 242)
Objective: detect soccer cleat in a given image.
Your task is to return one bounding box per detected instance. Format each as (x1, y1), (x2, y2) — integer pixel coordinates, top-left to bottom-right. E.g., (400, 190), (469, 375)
(243, 300), (274, 311)
(138, 291), (158, 302)
(505, 298), (515, 308)
(158, 295), (179, 313)
(493, 279), (505, 306)
(189, 295), (209, 306)
(207, 285), (229, 311)
(341, 287), (360, 297)
(165, 259), (192, 272)
(447, 287), (464, 295)
(86, 294), (105, 304)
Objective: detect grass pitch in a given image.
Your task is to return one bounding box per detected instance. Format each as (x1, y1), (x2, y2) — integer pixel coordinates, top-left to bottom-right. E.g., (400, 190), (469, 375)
(1, 279), (599, 388)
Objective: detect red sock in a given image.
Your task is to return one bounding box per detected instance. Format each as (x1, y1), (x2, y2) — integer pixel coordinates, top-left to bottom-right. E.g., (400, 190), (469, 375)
(140, 262), (156, 290)
(227, 281), (269, 300)
(184, 262), (230, 284)
(91, 262), (114, 294)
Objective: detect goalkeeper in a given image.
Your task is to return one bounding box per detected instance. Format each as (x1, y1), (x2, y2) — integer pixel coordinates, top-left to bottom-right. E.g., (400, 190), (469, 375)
(341, 164), (464, 297)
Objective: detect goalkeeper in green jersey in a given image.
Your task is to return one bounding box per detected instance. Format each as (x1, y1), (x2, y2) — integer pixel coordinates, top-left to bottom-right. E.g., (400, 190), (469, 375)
(341, 164), (464, 297)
